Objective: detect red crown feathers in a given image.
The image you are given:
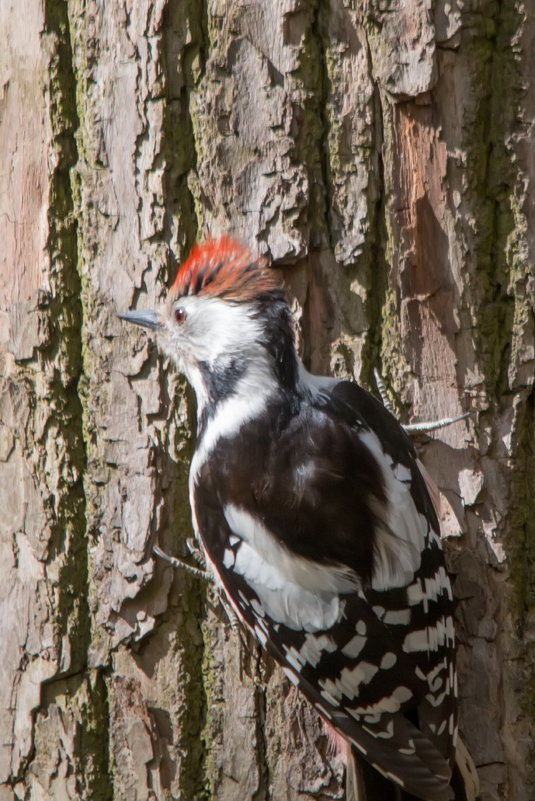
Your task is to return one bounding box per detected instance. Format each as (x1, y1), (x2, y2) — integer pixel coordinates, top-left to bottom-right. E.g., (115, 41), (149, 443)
(170, 237), (281, 302)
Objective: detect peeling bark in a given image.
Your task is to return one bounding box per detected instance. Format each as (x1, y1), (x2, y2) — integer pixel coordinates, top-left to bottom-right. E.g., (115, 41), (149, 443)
(0, 1), (533, 800)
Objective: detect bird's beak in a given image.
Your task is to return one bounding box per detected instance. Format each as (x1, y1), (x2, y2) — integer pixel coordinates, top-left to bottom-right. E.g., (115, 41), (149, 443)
(118, 310), (161, 330)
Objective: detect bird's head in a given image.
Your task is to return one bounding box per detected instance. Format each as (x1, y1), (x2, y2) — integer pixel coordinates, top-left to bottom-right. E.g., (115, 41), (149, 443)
(119, 237), (298, 411)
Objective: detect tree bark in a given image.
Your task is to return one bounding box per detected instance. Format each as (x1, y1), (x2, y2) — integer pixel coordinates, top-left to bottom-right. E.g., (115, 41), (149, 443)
(0, 1), (533, 800)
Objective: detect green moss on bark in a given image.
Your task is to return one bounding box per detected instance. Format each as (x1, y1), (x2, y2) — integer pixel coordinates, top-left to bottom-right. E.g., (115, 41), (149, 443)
(33, 2), (113, 798)
(461, 1), (525, 399)
(161, 0), (204, 271)
(43, 0), (88, 694)
(460, 2), (534, 789)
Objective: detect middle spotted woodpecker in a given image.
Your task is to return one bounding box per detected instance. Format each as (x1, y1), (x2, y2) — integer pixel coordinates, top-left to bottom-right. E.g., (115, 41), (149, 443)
(119, 237), (478, 801)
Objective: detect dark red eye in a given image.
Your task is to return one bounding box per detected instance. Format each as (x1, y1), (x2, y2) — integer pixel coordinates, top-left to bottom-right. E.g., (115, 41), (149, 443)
(174, 307), (187, 325)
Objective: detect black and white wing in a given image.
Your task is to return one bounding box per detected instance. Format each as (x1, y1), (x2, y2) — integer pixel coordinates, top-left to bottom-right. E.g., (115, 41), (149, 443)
(192, 380), (457, 801)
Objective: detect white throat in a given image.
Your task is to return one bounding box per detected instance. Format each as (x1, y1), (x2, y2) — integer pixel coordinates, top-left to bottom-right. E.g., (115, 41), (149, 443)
(190, 351), (277, 478)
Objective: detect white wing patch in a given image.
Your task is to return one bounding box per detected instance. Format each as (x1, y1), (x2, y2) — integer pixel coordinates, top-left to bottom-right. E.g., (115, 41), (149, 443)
(224, 505), (347, 632)
(222, 503), (361, 632)
(403, 616), (455, 654)
(406, 567), (452, 610)
(319, 661), (381, 701)
(358, 430), (429, 591)
(224, 504), (359, 594)
(283, 633), (337, 670)
(383, 608), (411, 626)
(342, 634), (367, 659)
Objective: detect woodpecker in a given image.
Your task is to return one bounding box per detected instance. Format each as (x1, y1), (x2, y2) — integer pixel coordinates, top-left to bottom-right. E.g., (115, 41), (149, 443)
(119, 237), (478, 801)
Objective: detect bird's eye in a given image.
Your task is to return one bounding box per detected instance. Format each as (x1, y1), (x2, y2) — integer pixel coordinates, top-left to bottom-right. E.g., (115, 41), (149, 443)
(174, 307), (187, 325)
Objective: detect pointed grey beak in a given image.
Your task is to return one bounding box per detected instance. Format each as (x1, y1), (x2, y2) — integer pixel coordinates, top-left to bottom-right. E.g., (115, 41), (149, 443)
(118, 310), (161, 330)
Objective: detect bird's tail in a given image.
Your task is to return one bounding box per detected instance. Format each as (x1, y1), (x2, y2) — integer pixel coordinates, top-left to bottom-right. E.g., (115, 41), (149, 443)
(345, 747), (402, 800)
(344, 737), (480, 801)
(450, 736), (480, 801)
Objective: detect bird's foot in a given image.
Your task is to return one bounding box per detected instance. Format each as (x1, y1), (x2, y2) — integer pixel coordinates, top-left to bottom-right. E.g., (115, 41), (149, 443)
(152, 542), (243, 639)
(186, 537), (208, 569)
(152, 544), (211, 581)
(373, 368), (470, 432)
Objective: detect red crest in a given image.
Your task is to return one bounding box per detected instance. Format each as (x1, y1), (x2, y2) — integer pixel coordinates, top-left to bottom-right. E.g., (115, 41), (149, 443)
(170, 237), (281, 302)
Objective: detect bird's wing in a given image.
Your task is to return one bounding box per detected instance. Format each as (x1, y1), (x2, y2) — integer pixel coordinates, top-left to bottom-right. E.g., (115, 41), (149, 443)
(192, 381), (457, 800)
(320, 381), (458, 764)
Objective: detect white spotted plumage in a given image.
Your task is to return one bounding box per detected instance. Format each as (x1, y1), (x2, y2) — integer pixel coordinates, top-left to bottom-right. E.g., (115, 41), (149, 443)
(119, 237), (478, 801)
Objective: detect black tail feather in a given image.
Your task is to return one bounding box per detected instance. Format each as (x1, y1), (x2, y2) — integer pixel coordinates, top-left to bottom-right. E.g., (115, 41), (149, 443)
(345, 742), (480, 801)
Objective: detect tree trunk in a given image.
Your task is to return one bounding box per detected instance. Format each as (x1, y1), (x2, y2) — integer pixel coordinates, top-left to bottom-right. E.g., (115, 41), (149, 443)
(0, 2), (533, 800)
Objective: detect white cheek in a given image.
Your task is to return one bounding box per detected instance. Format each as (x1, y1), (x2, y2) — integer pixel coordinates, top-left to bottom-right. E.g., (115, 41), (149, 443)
(157, 296), (274, 415)
(185, 296), (264, 362)
(159, 324), (188, 366)
(158, 323), (206, 399)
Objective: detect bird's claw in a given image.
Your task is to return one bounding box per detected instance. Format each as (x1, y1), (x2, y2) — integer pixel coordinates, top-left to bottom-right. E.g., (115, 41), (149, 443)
(152, 544), (211, 581)
(373, 368), (470, 433)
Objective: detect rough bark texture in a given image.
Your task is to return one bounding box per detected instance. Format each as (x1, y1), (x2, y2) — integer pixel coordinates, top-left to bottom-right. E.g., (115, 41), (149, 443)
(0, 1), (533, 800)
